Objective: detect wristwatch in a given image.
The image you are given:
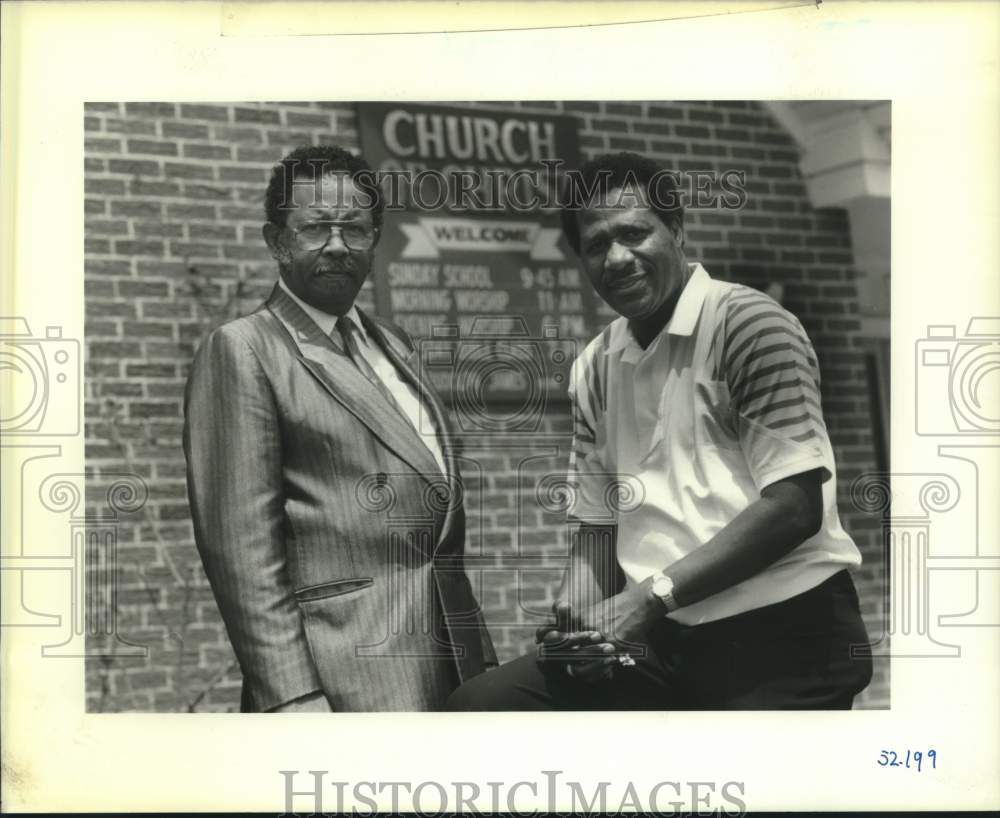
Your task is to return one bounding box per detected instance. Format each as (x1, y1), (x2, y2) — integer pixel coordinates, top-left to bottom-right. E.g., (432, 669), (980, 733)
(649, 571), (680, 613)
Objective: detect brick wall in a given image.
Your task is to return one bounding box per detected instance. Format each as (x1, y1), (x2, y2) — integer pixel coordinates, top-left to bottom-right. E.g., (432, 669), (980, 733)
(83, 100), (888, 711)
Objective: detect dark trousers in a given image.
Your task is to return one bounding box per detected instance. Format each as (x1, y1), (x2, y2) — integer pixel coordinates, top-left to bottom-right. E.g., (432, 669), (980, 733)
(446, 570), (873, 711)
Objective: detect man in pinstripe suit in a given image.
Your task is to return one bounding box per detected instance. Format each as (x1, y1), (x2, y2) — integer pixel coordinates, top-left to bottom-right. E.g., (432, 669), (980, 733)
(184, 145), (495, 712)
(448, 152), (872, 710)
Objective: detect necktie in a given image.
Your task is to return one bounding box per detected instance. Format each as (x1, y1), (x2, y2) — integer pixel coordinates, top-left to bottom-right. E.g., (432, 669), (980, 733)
(335, 315), (405, 415)
(337, 315), (451, 481)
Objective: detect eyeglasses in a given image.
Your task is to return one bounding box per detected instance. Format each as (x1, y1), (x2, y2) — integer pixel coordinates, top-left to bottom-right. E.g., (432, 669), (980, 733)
(290, 220), (378, 251)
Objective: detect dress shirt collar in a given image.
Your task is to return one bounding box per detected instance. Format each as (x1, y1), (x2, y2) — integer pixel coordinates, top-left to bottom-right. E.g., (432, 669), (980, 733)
(608, 262), (711, 355)
(277, 276), (367, 344)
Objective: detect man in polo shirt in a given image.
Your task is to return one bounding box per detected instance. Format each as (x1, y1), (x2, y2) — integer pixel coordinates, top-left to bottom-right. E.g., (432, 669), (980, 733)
(447, 151), (873, 710)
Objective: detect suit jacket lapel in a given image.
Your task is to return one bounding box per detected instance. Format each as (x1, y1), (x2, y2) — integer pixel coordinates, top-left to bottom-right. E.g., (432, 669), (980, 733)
(265, 285), (442, 485)
(361, 311), (465, 551)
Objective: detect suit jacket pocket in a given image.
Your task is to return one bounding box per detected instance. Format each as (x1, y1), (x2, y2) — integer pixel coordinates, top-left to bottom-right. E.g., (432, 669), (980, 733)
(295, 577), (374, 603)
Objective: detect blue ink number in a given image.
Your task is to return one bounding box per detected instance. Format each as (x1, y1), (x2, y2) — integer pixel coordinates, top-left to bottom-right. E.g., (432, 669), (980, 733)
(878, 749), (937, 771)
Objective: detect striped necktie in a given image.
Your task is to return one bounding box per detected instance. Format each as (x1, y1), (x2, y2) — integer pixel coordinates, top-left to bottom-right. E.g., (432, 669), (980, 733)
(335, 315), (409, 420)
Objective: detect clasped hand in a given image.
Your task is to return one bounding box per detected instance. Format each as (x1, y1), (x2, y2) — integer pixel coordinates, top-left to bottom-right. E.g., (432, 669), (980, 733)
(535, 584), (662, 683)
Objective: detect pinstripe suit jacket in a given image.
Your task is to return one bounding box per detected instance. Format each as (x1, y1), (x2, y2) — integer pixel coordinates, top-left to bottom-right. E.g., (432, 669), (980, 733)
(183, 283), (496, 712)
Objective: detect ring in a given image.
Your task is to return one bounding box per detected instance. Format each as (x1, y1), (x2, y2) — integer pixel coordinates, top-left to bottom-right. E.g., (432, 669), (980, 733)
(565, 664), (576, 678)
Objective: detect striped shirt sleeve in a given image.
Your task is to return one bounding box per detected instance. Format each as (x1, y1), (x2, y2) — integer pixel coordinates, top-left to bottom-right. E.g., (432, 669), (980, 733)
(719, 288), (834, 490)
(566, 333), (616, 523)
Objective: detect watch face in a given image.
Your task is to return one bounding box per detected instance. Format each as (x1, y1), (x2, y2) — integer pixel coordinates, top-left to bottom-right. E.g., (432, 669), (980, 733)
(653, 576), (673, 597)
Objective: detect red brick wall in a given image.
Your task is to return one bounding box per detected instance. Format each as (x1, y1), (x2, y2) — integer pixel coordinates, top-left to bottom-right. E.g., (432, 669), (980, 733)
(83, 100), (888, 711)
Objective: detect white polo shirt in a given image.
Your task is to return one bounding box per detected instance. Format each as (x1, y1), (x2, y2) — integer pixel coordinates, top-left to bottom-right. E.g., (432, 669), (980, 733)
(567, 263), (861, 625)
(278, 278), (446, 475)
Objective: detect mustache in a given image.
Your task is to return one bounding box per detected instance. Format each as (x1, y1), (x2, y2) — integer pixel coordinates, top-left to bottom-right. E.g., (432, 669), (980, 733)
(604, 264), (642, 286)
(313, 262), (356, 275)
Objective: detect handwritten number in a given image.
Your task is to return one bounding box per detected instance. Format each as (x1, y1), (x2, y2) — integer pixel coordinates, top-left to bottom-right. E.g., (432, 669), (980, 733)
(878, 749), (937, 771)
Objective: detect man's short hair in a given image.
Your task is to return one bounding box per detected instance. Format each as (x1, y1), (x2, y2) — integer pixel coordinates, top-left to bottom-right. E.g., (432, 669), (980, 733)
(264, 144), (384, 229)
(560, 151), (684, 255)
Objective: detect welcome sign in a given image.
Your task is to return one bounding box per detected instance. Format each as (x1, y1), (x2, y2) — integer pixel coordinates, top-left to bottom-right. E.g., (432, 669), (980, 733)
(357, 102), (597, 407)
(399, 218), (564, 260)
